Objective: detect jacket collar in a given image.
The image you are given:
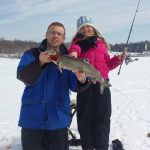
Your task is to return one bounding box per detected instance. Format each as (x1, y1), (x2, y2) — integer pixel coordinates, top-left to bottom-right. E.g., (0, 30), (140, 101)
(39, 39), (68, 55)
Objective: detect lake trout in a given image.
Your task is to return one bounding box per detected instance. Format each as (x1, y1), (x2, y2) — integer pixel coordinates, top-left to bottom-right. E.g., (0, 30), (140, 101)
(48, 49), (111, 94)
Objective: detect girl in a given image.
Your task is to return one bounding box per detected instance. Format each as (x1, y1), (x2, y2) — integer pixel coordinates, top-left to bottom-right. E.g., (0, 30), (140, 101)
(69, 16), (125, 150)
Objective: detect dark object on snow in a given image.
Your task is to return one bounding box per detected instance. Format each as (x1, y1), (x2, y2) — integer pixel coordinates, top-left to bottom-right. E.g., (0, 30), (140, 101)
(147, 133), (150, 137)
(125, 56), (138, 65)
(112, 139), (125, 150)
(68, 127), (81, 146)
(68, 137), (81, 146)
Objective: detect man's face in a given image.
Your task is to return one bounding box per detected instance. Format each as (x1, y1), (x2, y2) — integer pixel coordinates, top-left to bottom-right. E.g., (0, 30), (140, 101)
(46, 25), (65, 48)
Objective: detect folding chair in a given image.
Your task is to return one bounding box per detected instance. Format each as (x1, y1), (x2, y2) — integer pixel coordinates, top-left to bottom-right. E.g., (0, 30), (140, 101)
(68, 100), (81, 146)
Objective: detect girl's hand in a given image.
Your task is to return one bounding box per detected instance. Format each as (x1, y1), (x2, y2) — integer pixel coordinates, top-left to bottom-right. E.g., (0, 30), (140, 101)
(118, 52), (126, 61)
(69, 51), (77, 58)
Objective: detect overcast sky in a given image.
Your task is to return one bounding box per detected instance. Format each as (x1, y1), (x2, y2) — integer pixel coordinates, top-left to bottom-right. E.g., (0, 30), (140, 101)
(0, 0), (149, 44)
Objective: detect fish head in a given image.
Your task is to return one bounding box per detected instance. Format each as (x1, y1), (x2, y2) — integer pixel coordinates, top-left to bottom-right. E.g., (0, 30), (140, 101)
(48, 49), (60, 61)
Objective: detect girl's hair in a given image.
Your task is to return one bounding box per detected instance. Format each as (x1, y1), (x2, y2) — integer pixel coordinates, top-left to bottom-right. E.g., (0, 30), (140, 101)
(71, 28), (110, 50)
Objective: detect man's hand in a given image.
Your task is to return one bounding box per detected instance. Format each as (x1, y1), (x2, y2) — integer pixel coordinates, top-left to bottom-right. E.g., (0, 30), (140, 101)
(75, 69), (87, 83)
(39, 51), (52, 67)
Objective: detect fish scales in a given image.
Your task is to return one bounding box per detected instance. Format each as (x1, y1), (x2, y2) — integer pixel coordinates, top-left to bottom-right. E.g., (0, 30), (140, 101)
(48, 49), (111, 94)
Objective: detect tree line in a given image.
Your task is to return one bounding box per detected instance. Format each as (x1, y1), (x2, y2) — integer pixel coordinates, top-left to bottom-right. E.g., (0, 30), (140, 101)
(0, 37), (149, 58)
(111, 40), (150, 53)
(0, 38), (39, 58)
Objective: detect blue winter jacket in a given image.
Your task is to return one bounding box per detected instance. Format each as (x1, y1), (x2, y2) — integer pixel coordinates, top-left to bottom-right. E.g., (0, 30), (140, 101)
(17, 41), (78, 130)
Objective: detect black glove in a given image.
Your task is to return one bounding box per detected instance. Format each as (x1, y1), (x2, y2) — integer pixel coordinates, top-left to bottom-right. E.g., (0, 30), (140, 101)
(76, 36), (97, 53)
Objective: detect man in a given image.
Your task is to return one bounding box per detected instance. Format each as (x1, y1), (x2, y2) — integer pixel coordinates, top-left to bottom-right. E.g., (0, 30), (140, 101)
(17, 22), (87, 150)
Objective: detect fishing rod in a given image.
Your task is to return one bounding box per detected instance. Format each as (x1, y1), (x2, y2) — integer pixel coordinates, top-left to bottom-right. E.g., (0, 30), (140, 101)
(117, 0), (141, 75)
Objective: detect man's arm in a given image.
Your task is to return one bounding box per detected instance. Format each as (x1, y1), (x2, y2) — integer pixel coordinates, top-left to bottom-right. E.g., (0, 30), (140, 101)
(17, 60), (43, 86)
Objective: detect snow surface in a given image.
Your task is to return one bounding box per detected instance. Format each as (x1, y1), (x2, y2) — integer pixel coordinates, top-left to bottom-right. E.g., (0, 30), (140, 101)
(0, 57), (150, 150)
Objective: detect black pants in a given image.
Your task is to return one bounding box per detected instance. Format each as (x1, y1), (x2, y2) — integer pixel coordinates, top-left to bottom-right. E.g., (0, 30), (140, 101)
(21, 128), (69, 150)
(77, 83), (111, 150)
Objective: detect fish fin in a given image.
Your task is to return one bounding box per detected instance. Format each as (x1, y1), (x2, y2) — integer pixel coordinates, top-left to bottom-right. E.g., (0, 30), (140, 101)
(58, 67), (63, 73)
(83, 58), (90, 63)
(57, 63), (62, 73)
(105, 80), (112, 87)
(78, 58), (90, 63)
(100, 85), (105, 94)
(92, 77), (97, 84)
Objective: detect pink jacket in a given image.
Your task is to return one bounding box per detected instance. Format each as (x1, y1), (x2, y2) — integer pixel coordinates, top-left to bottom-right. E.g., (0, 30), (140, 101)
(68, 39), (121, 79)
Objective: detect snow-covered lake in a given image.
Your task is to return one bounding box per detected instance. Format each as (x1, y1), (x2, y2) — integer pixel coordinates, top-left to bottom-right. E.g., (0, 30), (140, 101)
(0, 56), (150, 150)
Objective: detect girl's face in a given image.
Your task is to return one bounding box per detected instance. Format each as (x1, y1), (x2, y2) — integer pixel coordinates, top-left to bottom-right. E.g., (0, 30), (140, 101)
(79, 25), (95, 37)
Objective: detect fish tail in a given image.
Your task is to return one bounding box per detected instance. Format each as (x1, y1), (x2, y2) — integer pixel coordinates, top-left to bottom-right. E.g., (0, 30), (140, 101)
(100, 80), (112, 94)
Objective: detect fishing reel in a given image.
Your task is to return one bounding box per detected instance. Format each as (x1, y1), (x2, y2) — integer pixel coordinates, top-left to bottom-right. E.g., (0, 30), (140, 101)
(125, 56), (139, 65)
